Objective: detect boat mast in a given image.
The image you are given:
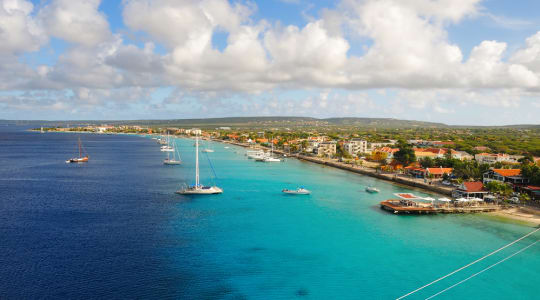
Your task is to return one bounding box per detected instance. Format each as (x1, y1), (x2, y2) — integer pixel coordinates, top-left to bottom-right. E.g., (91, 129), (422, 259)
(78, 137), (82, 158)
(167, 131), (170, 160)
(195, 133), (200, 187)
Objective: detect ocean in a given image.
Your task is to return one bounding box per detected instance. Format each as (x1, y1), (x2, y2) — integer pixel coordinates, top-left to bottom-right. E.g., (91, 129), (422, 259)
(1, 126), (538, 299)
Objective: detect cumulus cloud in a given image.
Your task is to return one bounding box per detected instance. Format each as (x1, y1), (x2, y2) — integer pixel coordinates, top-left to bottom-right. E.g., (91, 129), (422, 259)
(0, 0), (47, 54)
(39, 0), (111, 46)
(0, 0), (539, 121)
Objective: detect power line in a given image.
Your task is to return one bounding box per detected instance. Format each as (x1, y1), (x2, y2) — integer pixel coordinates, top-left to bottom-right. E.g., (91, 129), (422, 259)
(397, 227), (540, 299)
(426, 239), (539, 299)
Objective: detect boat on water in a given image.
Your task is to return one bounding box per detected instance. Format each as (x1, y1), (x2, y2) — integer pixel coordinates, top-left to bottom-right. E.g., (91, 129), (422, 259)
(282, 188), (311, 195)
(176, 134), (223, 195)
(164, 135), (181, 165)
(66, 137), (89, 163)
(246, 150), (264, 159)
(224, 146), (230, 149)
(263, 134), (281, 162)
(202, 149), (214, 153)
(40, 126), (44, 133)
(366, 187), (380, 193)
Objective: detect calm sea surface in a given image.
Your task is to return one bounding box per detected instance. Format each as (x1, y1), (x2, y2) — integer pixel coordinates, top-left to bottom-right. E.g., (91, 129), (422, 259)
(0, 126), (538, 299)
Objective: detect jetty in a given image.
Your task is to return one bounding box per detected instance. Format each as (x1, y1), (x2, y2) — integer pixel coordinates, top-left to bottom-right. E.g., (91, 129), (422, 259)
(380, 199), (501, 215)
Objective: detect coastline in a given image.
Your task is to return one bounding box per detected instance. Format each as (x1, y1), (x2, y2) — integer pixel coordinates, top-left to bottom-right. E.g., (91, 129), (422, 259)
(32, 130), (540, 227)
(216, 139), (453, 196)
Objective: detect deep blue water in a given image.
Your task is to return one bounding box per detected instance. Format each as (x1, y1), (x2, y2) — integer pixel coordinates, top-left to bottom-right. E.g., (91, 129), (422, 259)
(1, 126), (538, 299)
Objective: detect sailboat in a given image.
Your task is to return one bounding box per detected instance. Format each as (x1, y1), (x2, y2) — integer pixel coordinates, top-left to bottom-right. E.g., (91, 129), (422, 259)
(160, 132), (174, 152)
(263, 135), (281, 162)
(40, 126), (44, 133)
(176, 134), (223, 195)
(164, 137), (181, 165)
(66, 137), (89, 163)
(201, 139), (214, 152)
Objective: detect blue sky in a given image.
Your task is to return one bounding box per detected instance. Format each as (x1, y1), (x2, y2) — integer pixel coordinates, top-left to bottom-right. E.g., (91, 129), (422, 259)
(1, 0), (540, 125)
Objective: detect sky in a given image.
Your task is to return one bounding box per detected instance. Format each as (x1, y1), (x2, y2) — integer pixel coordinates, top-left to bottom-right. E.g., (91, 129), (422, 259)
(1, 0), (540, 125)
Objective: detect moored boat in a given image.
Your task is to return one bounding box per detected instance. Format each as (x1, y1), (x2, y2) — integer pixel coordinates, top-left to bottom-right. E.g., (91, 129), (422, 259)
(176, 134), (222, 195)
(366, 187), (380, 193)
(66, 137), (89, 163)
(282, 188), (311, 195)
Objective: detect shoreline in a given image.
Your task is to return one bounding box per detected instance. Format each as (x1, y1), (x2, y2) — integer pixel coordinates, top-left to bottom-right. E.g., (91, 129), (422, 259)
(32, 130), (540, 227)
(216, 139), (453, 196)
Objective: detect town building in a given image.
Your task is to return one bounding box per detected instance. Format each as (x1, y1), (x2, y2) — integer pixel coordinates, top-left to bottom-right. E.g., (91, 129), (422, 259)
(426, 167), (453, 178)
(452, 182), (488, 199)
(475, 153), (523, 164)
(317, 142), (337, 158)
(483, 169), (529, 185)
(343, 139), (368, 157)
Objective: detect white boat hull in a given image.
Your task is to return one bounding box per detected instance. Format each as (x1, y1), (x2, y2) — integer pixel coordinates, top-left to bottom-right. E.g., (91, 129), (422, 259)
(164, 159), (181, 165)
(176, 186), (223, 194)
(282, 189), (311, 195)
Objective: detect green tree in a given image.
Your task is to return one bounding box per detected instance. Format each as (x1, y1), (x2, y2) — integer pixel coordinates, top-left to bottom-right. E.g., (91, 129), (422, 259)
(393, 140), (416, 166)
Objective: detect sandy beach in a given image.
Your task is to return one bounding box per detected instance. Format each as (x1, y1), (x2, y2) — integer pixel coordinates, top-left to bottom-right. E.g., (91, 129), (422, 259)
(489, 207), (540, 227)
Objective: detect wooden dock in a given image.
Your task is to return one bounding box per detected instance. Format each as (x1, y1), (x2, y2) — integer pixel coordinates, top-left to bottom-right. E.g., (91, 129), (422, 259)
(380, 200), (500, 215)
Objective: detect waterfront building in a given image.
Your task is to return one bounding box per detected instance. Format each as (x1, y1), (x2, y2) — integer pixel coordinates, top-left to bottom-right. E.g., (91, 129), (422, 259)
(316, 142), (337, 158)
(426, 167), (453, 178)
(452, 182), (488, 199)
(344, 139), (368, 157)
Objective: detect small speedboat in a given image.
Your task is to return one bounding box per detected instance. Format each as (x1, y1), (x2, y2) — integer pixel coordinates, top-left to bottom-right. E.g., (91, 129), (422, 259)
(202, 149), (214, 153)
(282, 188), (311, 195)
(365, 187), (380, 193)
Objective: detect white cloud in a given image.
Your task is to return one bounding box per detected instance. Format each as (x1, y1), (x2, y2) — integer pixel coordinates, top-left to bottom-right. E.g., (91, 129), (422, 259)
(39, 0), (111, 46)
(0, 0), (47, 54)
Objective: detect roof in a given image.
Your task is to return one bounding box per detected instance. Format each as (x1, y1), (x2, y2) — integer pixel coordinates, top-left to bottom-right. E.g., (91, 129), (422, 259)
(493, 169), (521, 177)
(426, 167), (453, 175)
(377, 147), (399, 153)
(461, 182), (485, 192)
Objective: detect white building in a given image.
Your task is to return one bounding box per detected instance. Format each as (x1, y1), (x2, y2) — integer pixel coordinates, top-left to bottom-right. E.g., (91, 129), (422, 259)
(344, 139), (368, 157)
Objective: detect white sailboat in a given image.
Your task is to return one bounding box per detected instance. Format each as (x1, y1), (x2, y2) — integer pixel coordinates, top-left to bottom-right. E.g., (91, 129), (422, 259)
(201, 140), (214, 152)
(176, 134), (223, 195)
(160, 132), (174, 152)
(164, 136), (181, 165)
(263, 135), (281, 162)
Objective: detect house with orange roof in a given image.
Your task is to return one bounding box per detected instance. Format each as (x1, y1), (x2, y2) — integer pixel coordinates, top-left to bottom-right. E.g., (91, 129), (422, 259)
(426, 167), (453, 178)
(452, 182), (488, 199)
(483, 169), (529, 186)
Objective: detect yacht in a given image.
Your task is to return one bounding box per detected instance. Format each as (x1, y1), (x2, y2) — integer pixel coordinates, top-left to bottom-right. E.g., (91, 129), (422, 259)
(282, 188), (311, 195)
(176, 134), (223, 195)
(263, 134), (281, 162)
(164, 137), (181, 165)
(365, 187), (380, 193)
(66, 137), (89, 163)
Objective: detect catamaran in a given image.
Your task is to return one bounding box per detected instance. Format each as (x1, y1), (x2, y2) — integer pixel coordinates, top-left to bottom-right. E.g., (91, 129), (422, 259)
(66, 137), (89, 163)
(176, 134), (223, 195)
(164, 136), (181, 165)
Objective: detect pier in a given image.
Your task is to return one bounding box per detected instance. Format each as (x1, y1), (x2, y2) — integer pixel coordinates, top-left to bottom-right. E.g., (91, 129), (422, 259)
(380, 200), (501, 215)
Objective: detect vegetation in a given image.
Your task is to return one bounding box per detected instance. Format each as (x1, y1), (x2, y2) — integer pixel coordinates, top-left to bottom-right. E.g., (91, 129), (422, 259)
(393, 140), (416, 166)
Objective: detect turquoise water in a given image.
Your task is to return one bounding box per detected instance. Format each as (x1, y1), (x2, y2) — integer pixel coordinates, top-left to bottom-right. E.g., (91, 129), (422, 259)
(1, 128), (537, 299)
(169, 137), (539, 299)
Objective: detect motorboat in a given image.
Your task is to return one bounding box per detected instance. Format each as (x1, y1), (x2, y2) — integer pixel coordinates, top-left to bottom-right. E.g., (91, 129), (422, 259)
(365, 187), (380, 193)
(282, 188), (311, 195)
(202, 149), (214, 153)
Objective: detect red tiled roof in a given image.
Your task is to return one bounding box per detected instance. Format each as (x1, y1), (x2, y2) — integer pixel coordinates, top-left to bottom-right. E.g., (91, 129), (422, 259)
(462, 182), (485, 192)
(493, 169), (521, 177)
(426, 167), (453, 175)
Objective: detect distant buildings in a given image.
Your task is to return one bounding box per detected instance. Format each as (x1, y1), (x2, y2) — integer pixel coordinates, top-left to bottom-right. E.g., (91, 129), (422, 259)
(343, 139), (368, 157)
(475, 153), (523, 164)
(317, 142), (337, 157)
